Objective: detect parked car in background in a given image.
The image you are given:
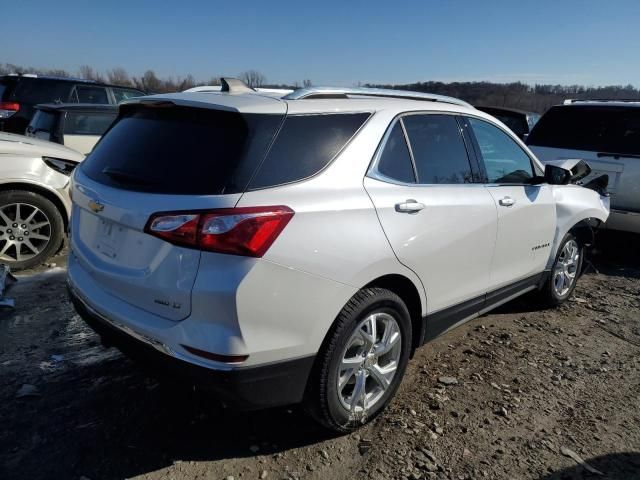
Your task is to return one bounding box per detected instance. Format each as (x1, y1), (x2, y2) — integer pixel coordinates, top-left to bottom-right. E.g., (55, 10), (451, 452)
(68, 80), (609, 432)
(183, 84), (293, 97)
(475, 106), (540, 140)
(527, 100), (640, 234)
(0, 74), (143, 134)
(0, 132), (83, 269)
(26, 104), (117, 155)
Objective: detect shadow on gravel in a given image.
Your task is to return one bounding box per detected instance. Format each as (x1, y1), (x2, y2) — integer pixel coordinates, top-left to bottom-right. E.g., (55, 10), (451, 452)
(3, 355), (336, 480)
(538, 452), (640, 480)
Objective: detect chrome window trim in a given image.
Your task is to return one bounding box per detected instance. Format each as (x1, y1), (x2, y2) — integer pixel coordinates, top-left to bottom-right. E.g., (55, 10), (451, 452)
(367, 111), (478, 187)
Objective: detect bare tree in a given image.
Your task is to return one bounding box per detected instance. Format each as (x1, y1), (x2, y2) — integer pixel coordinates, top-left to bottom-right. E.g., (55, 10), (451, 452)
(239, 70), (266, 87)
(106, 67), (132, 86)
(78, 65), (103, 82)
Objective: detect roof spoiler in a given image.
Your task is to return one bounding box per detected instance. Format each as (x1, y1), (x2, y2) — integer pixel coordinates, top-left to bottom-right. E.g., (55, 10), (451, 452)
(220, 77), (255, 94)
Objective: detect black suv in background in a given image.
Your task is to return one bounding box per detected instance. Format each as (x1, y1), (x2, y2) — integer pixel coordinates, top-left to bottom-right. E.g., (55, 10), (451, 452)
(0, 74), (144, 134)
(475, 106), (541, 140)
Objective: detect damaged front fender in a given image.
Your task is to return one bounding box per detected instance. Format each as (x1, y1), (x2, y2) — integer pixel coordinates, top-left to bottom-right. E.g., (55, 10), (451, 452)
(547, 185), (610, 269)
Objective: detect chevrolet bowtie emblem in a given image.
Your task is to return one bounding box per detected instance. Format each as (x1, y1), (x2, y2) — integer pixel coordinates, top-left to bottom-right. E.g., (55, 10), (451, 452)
(88, 199), (104, 213)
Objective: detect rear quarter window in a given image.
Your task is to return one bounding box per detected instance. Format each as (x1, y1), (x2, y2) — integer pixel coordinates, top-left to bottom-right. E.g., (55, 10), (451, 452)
(248, 112), (370, 189)
(10, 79), (72, 104)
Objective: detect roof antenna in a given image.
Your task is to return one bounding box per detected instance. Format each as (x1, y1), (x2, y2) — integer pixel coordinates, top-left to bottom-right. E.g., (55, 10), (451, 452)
(220, 77), (255, 94)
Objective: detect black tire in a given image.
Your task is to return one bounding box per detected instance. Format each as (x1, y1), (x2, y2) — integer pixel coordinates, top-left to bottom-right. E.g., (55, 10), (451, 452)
(539, 232), (583, 307)
(305, 288), (412, 433)
(0, 190), (64, 270)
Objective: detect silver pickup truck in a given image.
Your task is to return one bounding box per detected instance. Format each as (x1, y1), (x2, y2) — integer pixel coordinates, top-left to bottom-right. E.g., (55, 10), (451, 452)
(527, 100), (640, 234)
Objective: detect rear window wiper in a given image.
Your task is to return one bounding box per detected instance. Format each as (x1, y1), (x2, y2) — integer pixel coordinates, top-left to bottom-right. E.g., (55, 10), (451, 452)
(101, 167), (157, 186)
(597, 152), (640, 160)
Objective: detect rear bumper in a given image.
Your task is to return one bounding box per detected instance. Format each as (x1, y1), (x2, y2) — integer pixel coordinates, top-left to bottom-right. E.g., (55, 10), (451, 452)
(68, 284), (315, 410)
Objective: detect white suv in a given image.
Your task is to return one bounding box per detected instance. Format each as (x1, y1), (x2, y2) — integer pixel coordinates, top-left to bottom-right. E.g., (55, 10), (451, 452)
(68, 80), (609, 432)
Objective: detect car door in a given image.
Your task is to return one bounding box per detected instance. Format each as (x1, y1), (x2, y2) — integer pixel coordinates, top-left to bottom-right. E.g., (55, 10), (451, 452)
(364, 113), (498, 322)
(465, 116), (556, 292)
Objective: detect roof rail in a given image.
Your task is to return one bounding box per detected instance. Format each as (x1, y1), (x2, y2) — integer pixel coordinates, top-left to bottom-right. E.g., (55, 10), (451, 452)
(283, 86), (472, 108)
(564, 98), (640, 105)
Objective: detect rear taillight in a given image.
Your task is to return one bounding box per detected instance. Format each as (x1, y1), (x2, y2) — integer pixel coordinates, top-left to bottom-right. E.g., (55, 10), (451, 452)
(144, 206), (294, 257)
(0, 102), (19, 119)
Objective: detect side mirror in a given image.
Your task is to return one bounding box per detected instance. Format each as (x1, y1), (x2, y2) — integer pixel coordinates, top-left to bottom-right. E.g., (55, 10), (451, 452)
(544, 164), (571, 185)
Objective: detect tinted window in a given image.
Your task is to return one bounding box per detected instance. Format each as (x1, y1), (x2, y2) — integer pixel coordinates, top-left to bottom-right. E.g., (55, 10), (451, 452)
(64, 112), (116, 135)
(82, 106), (283, 195)
(376, 122), (415, 183)
(402, 114), (473, 184)
(527, 105), (640, 156)
(73, 85), (109, 104)
(249, 113), (369, 189)
(112, 88), (143, 103)
(11, 78), (71, 104)
(469, 117), (533, 184)
(28, 110), (57, 140)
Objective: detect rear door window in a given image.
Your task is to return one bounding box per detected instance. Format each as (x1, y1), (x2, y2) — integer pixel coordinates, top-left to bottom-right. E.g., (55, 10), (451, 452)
(527, 105), (640, 156)
(72, 85), (110, 104)
(248, 113), (370, 189)
(375, 121), (416, 183)
(82, 106), (283, 195)
(468, 117), (534, 184)
(64, 112), (116, 135)
(402, 114), (474, 184)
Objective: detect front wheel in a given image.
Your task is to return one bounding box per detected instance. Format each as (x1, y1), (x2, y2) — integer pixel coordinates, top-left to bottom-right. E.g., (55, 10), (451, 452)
(306, 288), (412, 432)
(539, 233), (583, 306)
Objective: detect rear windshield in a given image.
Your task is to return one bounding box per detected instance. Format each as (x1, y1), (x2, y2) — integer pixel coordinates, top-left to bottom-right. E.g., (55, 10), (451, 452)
(82, 106), (283, 195)
(64, 112), (116, 135)
(28, 110), (58, 141)
(527, 105), (640, 155)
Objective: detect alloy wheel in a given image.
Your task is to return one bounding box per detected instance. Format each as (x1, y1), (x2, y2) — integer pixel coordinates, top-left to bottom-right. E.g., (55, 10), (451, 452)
(336, 312), (402, 416)
(0, 203), (52, 263)
(553, 239), (580, 297)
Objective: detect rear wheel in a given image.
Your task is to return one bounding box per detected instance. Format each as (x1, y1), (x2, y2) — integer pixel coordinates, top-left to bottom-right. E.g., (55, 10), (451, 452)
(306, 288), (412, 432)
(539, 233), (583, 306)
(0, 191), (64, 270)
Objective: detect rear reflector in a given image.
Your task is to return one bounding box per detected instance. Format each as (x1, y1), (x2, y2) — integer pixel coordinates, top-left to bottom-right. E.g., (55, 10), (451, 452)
(145, 206), (294, 257)
(0, 102), (19, 119)
(181, 344), (249, 363)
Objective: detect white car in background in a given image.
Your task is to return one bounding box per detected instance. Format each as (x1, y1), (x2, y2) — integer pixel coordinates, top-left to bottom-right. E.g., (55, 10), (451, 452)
(0, 132), (83, 269)
(527, 100), (640, 233)
(68, 80), (609, 432)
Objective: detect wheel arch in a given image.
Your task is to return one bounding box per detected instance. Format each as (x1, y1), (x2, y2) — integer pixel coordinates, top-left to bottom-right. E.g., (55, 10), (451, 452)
(363, 274), (425, 355)
(0, 182), (70, 230)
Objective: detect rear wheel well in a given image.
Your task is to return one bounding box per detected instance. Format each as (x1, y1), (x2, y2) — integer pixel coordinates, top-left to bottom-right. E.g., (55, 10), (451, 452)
(364, 274), (424, 354)
(0, 183), (69, 230)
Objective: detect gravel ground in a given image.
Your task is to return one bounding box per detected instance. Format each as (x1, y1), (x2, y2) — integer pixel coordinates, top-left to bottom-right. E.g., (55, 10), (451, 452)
(1, 232), (639, 480)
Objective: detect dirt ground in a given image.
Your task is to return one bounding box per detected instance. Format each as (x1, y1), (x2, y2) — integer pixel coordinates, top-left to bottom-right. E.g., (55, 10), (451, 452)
(1, 232), (639, 480)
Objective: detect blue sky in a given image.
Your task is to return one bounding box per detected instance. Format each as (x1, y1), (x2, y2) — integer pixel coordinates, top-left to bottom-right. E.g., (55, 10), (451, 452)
(3, 0), (639, 86)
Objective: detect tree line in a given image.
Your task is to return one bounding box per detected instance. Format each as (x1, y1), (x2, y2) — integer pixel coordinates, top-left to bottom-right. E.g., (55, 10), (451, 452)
(2, 62), (638, 113)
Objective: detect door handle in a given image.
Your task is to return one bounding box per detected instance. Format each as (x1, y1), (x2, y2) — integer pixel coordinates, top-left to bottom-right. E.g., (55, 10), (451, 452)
(499, 196), (516, 207)
(395, 199), (425, 213)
